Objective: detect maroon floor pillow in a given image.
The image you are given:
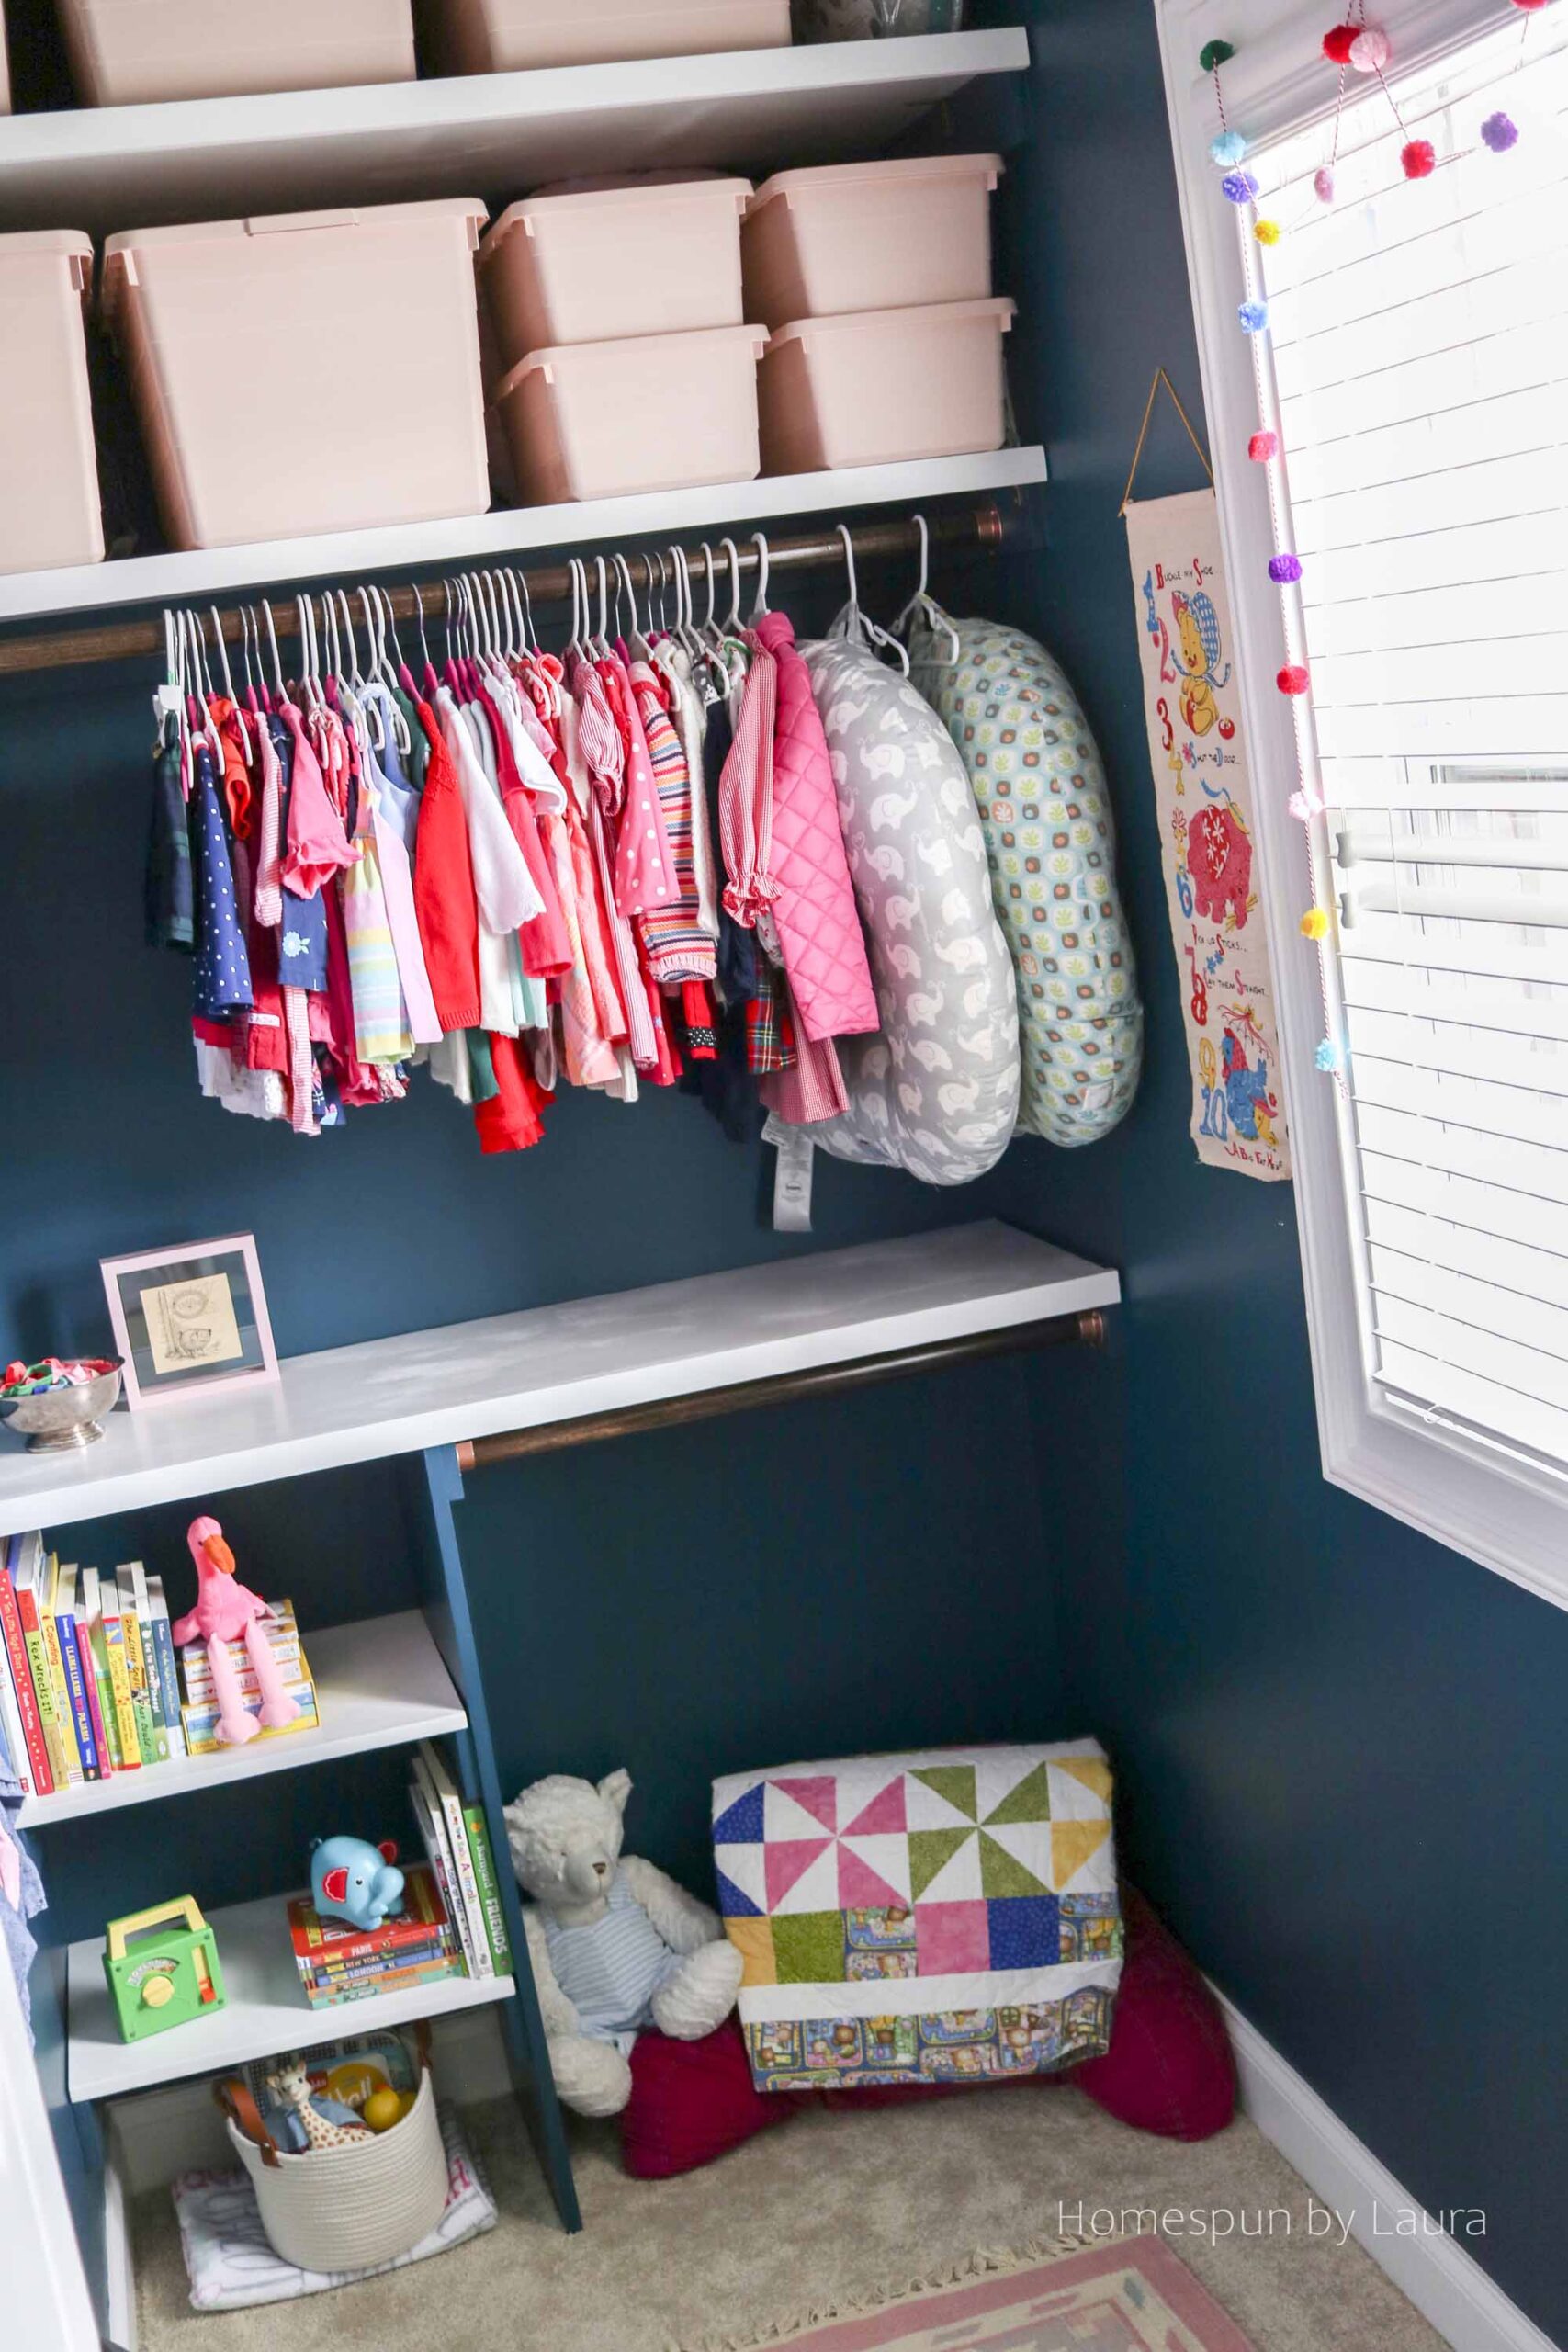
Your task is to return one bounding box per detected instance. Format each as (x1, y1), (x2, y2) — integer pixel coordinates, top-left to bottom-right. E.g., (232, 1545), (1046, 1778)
(618, 1885), (1234, 2178)
(620, 2018), (804, 2180)
(1073, 1885), (1236, 2141)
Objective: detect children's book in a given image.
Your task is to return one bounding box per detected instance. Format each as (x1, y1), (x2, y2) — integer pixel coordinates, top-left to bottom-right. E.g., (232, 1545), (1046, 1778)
(115, 1566), (159, 1766)
(0, 1535), (51, 1796)
(38, 1555), (85, 1785)
(15, 1540), (73, 1789)
(178, 1601), (300, 1702)
(144, 1576), (187, 1760)
(58, 1566), (109, 1781)
(80, 1568), (124, 1775)
(127, 1564), (169, 1764)
(419, 1743), (492, 1980)
(181, 1677), (317, 1755)
(463, 1804), (514, 1975)
(97, 1576), (141, 1771)
(409, 1757), (477, 1977)
(287, 1865), (452, 1970)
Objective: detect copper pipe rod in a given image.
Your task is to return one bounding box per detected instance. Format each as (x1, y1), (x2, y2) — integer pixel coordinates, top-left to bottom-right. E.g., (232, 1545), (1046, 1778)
(0, 504), (1009, 677)
(454, 1308), (1106, 1473)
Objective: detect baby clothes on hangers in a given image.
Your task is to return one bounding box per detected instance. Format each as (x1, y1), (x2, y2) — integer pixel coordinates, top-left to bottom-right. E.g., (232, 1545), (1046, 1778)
(412, 696), (482, 1037)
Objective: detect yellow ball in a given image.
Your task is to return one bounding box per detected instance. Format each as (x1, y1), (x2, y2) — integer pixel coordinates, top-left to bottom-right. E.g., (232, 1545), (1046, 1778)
(1255, 219), (1282, 245)
(361, 2086), (404, 2134)
(1299, 907), (1330, 941)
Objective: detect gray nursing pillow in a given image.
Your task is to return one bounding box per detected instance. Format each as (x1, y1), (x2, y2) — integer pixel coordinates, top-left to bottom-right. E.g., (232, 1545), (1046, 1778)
(801, 633), (1020, 1187)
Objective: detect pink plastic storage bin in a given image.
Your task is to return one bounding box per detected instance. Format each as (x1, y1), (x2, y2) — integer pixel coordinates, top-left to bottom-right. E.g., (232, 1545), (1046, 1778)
(742, 154), (1002, 333)
(55, 0), (415, 105)
(758, 297), (1015, 475)
(0, 231), (105, 575)
(479, 178), (751, 368)
(494, 322), (766, 504)
(103, 200), (490, 551)
(428, 0), (789, 72)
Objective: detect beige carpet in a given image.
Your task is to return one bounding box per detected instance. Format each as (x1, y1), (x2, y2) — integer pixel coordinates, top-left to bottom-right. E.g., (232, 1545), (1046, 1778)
(133, 2087), (1450, 2352)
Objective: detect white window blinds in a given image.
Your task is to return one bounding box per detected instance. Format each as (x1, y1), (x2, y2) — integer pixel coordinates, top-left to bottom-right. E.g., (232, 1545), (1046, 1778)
(1255, 17), (1568, 1480)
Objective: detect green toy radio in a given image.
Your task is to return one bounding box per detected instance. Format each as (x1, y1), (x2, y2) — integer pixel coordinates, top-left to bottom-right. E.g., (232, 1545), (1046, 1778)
(103, 1898), (226, 2043)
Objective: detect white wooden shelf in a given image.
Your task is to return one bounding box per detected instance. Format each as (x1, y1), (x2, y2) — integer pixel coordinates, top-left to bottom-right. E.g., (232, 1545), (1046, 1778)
(67, 1892), (513, 2101)
(17, 1611), (465, 1830)
(0, 1223), (1119, 1537)
(0, 447), (1046, 624)
(0, 33), (1029, 232)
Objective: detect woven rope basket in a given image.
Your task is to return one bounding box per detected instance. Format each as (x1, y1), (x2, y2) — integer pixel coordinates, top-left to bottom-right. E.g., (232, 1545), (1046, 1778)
(218, 2047), (446, 2273)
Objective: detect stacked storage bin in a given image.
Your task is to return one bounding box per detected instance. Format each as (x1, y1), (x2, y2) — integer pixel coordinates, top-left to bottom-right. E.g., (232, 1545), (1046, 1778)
(0, 230), (105, 574)
(102, 199), (491, 549)
(742, 155), (1014, 474)
(52, 0), (415, 105)
(479, 178), (768, 504)
(427, 0), (790, 72)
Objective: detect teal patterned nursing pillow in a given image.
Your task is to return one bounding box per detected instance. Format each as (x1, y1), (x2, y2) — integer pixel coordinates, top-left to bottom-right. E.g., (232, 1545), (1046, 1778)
(908, 612), (1143, 1148)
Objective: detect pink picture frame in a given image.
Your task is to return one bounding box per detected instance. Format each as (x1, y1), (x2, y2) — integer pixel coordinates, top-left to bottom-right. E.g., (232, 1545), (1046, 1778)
(99, 1234), (280, 1412)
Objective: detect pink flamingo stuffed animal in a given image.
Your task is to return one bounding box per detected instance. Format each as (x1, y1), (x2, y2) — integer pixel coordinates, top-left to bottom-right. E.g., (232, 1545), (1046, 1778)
(172, 1516), (300, 1747)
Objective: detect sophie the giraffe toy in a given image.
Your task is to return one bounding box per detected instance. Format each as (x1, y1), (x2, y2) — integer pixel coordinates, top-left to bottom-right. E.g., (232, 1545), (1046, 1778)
(172, 1514), (300, 1747)
(266, 2058), (370, 2151)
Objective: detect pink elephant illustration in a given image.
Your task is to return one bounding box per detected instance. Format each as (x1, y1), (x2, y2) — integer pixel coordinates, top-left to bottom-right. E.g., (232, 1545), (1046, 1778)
(1188, 804), (1253, 927)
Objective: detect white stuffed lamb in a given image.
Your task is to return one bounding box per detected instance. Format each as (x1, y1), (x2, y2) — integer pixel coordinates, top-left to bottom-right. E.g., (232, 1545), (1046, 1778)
(504, 1768), (743, 2118)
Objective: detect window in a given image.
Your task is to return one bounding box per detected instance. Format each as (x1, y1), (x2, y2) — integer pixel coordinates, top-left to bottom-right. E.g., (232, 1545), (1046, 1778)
(1159, 0), (1568, 1608)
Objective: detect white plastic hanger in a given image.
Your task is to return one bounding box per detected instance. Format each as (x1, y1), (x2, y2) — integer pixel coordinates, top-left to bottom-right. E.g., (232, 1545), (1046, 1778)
(892, 513), (960, 662)
(833, 523), (909, 673)
(719, 537), (744, 636)
(750, 529), (770, 619)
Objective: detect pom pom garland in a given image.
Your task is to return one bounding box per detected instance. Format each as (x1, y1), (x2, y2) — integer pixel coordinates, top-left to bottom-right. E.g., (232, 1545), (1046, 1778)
(1210, 130), (1248, 165)
(1314, 1038), (1345, 1074)
(1481, 111), (1518, 153)
(1314, 165), (1337, 203)
(1199, 38), (1236, 69)
(1300, 907), (1331, 941)
(1277, 663), (1311, 695)
(1248, 431), (1279, 461)
(1509, 1), (1548, 10)
(1322, 24), (1358, 63)
(1255, 218), (1281, 244)
(1222, 169), (1260, 203)
(1238, 300), (1269, 333)
(1288, 788), (1324, 821)
(1269, 552), (1303, 583)
(1348, 26), (1390, 71)
(1402, 139), (1437, 178)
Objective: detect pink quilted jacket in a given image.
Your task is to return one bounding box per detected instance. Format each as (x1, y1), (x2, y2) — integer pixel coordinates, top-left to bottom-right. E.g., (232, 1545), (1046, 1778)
(757, 609), (878, 1043)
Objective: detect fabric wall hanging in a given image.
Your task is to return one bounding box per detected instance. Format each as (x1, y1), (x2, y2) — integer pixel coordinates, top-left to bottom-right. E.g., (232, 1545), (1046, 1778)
(908, 609), (1143, 1148)
(795, 630), (1020, 1187)
(712, 1740), (1122, 2093)
(1122, 427), (1291, 1179)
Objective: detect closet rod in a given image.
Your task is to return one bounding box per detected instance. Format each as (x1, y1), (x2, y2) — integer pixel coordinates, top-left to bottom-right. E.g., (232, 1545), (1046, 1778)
(455, 1308), (1106, 1473)
(0, 505), (1007, 678)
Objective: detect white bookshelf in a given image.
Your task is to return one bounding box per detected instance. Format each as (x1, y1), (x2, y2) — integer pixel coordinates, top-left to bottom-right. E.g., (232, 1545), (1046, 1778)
(0, 1224), (1119, 1537)
(0, 33), (1030, 232)
(67, 1892), (514, 2102)
(17, 1611), (466, 1829)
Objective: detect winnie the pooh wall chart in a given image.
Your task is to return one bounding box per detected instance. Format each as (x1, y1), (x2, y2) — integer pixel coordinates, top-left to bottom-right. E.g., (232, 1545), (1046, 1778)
(1125, 484), (1291, 1181)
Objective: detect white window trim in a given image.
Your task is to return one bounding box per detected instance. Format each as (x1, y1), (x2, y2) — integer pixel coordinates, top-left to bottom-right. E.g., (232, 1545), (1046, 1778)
(1153, 0), (1568, 1615)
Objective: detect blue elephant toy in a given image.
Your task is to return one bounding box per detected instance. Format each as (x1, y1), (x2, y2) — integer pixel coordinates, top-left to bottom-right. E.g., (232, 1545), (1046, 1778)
(310, 1835), (406, 1931)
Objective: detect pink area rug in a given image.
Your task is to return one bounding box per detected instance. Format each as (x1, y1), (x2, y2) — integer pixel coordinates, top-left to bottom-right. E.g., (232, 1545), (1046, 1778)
(748, 2241), (1258, 2352)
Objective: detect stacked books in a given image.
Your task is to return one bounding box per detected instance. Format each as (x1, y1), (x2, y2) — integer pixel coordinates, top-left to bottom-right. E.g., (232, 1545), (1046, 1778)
(287, 1863), (462, 2010)
(0, 1531), (187, 1796)
(408, 1740), (513, 1984)
(176, 1599), (318, 1755)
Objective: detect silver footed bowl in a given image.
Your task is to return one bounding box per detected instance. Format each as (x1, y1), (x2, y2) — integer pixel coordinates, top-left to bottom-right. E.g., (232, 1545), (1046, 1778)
(0, 1363), (123, 1453)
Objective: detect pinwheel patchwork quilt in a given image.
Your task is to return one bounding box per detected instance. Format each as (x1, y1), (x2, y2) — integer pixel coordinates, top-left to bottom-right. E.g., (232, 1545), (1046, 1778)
(711, 1741), (1122, 2093)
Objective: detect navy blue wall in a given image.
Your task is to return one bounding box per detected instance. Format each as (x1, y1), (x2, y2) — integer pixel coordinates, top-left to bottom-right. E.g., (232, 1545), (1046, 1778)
(986, 4), (1568, 2338)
